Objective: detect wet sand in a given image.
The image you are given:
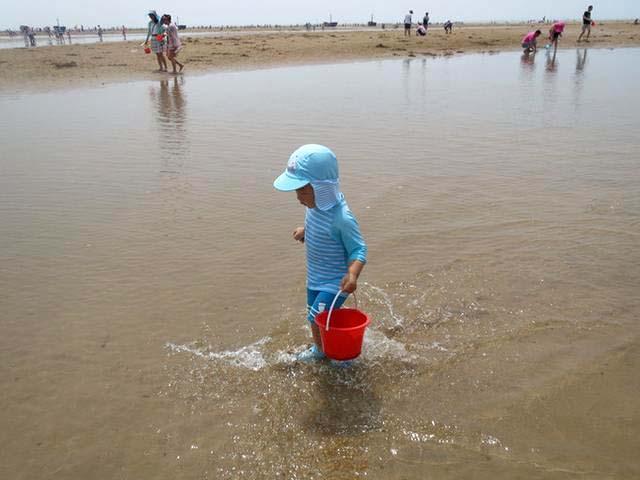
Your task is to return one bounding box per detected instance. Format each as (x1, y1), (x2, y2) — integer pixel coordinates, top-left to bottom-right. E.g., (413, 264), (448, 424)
(1, 22), (640, 91)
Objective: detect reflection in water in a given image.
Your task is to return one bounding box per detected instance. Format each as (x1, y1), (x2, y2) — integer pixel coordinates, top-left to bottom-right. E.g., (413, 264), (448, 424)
(520, 51), (536, 72)
(541, 49), (560, 106)
(575, 48), (588, 73)
(573, 49), (589, 110)
(304, 368), (382, 436)
(302, 367), (381, 477)
(148, 76), (191, 213)
(149, 76), (188, 162)
(402, 58), (413, 105)
(545, 49), (558, 72)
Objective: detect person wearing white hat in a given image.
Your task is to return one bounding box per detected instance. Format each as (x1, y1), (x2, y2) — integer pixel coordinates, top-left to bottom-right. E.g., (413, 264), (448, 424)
(274, 145), (368, 362)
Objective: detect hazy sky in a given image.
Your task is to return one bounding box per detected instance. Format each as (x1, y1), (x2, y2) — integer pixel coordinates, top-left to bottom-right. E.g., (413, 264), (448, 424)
(3, 0), (638, 29)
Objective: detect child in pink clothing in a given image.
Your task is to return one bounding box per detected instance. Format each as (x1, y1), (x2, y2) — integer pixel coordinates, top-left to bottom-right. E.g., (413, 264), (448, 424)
(162, 14), (184, 74)
(521, 30), (541, 53)
(548, 21), (565, 53)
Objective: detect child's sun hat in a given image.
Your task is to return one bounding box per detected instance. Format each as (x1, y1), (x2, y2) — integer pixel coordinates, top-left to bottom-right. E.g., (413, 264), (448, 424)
(273, 144), (342, 211)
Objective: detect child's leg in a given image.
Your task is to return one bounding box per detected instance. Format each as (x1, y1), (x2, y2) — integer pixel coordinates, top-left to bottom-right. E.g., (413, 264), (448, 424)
(167, 51), (177, 73)
(307, 289), (348, 353)
(173, 52), (184, 72)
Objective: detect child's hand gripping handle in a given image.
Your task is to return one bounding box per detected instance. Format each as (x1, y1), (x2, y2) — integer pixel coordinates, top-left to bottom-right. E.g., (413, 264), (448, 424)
(325, 290), (358, 331)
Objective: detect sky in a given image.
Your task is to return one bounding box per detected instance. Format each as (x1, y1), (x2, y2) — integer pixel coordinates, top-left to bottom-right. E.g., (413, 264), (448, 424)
(3, 0), (638, 29)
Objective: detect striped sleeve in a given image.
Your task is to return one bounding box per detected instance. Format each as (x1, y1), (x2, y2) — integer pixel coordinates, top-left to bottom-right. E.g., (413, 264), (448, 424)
(332, 207), (367, 264)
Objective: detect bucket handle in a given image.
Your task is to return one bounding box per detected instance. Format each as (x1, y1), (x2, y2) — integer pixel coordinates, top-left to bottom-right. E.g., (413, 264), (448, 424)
(325, 290), (358, 331)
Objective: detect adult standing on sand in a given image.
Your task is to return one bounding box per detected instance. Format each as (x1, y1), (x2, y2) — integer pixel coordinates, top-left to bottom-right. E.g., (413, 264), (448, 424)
(404, 10), (413, 36)
(578, 5), (594, 43)
(122, 25), (127, 40)
(144, 10), (168, 72)
(423, 12), (430, 33)
(97, 25), (103, 42)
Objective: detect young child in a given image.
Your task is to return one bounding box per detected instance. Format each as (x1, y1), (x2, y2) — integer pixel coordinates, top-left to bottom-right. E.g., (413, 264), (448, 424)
(273, 145), (367, 361)
(162, 14), (185, 74)
(522, 30), (541, 53)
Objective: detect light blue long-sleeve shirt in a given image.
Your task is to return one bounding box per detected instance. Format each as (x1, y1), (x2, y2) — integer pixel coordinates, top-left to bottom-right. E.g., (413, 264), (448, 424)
(305, 194), (367, 294)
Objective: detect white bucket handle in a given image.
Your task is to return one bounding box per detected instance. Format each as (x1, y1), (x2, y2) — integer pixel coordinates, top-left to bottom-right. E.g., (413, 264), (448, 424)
(325, 290), (358, 331)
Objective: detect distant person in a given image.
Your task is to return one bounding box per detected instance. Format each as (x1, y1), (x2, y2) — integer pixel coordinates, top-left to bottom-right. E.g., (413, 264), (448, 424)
(21, 26), (29, 47)
(522, 30), (541, 53)
(548, 21), (565, 54)
(416, 24), (426, 36)
(67, 30), (71, 43)
(97, 25), (103, 42)
(144, 10), (168, 72)
(578, 5), (594, 42)
(162, 14), (185, 74)
(122, 25), (127, 40)
(404, 10), (413, 36)
(28, 27), (36, 47)
(444, 20), (453, 34)
(423, 12), (430, 33)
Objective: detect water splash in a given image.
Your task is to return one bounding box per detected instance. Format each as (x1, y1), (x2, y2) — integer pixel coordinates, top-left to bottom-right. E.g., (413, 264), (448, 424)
(360, 328), (417, 362)
(166, 336), (271, 371)
(361, 282), (406, 328)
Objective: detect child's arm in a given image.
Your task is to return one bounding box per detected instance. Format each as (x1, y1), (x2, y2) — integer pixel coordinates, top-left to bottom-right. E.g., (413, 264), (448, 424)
(341, 260), (365, 293)
(334, 209), (367, 293)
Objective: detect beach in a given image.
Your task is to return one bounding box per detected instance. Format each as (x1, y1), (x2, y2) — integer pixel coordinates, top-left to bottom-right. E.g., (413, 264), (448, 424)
(1, 22), (640, 90)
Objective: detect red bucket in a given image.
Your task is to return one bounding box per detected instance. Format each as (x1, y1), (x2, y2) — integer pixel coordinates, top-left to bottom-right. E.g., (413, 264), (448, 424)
(314, 292), (370, 361)
(144, 46), (151, 54)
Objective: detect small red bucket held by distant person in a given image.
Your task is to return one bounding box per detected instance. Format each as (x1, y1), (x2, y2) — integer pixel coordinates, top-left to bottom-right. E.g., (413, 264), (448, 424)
(144, 46), (151, 54)
(314, 291), (370, 361)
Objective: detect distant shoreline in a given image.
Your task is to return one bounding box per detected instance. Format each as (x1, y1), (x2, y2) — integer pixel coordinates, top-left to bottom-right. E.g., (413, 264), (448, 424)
(1, 18), (638, 34)
(1, 22), (639, 92)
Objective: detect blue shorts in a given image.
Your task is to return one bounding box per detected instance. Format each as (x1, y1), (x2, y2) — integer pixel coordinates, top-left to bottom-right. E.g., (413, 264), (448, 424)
(306, 289), (347, 324)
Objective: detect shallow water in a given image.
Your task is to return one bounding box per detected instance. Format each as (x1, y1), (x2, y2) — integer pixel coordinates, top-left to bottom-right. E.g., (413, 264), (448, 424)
(1, 48), (639, 479)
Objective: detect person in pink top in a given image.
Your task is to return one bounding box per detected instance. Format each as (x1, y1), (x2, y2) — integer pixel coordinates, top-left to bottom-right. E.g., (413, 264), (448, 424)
(162, 14), (185, 74)
(522, 30), (541, 53)
(548, 21), (565, 53)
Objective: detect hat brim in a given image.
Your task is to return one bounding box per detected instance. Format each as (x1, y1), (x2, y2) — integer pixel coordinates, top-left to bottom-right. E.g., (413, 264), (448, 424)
(273, 170), (309, 191)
